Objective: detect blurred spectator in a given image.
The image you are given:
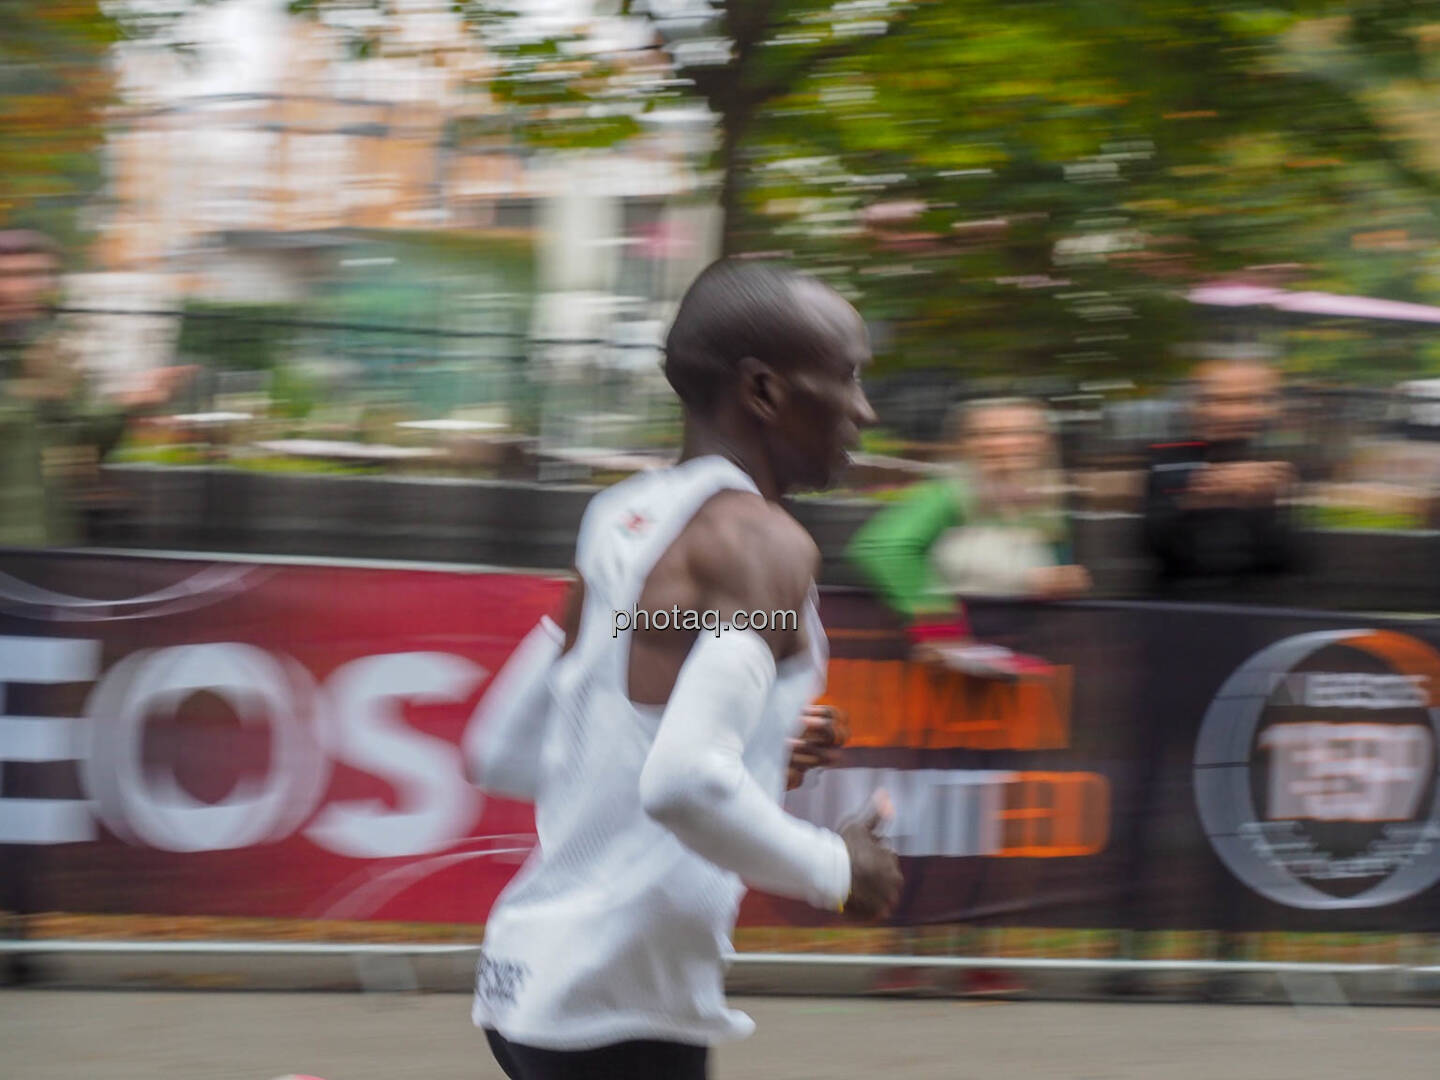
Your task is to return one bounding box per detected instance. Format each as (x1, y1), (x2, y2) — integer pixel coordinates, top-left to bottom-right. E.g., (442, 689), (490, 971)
(0, 229), (186, 547)
(847, 396), (1087, 997)
(1141, 359), (1299, 595)
(848, 397), (1090, 629)
(1134, 357), (1300, 992)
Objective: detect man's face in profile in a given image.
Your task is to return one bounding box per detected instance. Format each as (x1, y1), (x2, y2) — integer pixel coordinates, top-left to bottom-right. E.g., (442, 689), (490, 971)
(764, 280), (875, 492)
(1193, 361), (1280, 444)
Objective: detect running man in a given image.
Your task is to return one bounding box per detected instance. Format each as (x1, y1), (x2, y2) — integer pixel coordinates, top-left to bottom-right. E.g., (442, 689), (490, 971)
(464, 259), (903, 1079)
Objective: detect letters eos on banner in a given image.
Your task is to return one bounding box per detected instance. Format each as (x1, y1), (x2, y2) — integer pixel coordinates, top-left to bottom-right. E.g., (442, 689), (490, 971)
(3, 550), (1440, 933)
(0, 553), (564, 924)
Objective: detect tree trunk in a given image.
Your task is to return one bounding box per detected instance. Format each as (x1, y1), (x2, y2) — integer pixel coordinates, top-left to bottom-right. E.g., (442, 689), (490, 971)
(718, 109), (746, 257)
(715, 0), (766, 257)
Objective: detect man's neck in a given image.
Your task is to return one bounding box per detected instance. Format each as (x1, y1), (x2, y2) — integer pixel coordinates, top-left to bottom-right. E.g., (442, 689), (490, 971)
(679, 421), (781, 502)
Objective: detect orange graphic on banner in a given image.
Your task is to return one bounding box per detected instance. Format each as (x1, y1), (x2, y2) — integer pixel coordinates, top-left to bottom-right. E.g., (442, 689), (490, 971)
(996, 772), (1110, 857)
(816, 659), (1073, 751)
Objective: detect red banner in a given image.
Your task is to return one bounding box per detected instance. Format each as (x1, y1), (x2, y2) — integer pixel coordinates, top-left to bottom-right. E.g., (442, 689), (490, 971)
(2, 554), (564, 924)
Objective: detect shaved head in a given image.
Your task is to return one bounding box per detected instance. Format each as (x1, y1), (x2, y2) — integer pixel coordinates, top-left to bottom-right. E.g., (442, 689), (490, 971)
(664, 259), (863, 413)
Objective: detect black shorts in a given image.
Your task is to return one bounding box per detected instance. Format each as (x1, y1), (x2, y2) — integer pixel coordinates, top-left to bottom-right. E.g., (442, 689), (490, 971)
(484, 1028), (708, 1080)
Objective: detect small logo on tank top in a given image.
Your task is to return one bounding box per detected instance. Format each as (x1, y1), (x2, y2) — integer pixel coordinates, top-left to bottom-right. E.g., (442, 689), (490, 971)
(476, 950), (530, 1007)
(622, 511), (650, 535)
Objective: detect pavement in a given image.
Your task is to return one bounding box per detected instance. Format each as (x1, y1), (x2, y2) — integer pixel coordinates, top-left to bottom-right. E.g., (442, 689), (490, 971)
(5, 990), (1438, 1079)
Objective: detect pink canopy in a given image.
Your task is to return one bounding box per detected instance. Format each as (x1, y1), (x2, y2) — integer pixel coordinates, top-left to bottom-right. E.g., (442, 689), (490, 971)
(1188, 283), (1440, 326)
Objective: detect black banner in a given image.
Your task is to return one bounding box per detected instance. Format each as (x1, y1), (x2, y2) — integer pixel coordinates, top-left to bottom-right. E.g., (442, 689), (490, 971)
(794, 592), (1440, 932)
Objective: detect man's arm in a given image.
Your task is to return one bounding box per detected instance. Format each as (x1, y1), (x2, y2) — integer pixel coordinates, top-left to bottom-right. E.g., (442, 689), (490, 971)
(463, 574), (583, 799)
(639, 626), (852, 908)
(12, 342), (186, 461)
(637, 502), (898, 914)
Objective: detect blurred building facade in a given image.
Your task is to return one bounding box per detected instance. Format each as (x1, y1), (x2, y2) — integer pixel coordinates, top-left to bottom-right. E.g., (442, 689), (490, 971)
(81, 3), (717, 389)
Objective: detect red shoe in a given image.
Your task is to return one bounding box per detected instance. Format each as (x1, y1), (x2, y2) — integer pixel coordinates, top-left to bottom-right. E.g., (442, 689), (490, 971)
(958, 968), (1026, 997)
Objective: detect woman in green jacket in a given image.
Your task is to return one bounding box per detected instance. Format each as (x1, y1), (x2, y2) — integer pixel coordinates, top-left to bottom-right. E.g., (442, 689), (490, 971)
(848, 397), (1090, 630)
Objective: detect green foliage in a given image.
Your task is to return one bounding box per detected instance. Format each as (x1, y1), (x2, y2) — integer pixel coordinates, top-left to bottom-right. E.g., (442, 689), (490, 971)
(269, 363), (319, 421)
(229, 454), (379, 476)
(0, 1), (123, 254)
(110, 444), (208, 467)
(176, 302), (301, 373)
(113, 443), (380, 476)
(437, 0), (1440, 386)
(734, 1), (1440, 383)
(1300, 503), (1427, 531)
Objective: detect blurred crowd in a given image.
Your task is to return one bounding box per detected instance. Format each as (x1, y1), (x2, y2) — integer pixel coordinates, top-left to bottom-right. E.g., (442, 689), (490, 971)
(849, 359), (1306, 620)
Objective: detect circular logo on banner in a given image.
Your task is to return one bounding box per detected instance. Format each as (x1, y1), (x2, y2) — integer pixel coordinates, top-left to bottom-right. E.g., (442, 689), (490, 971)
(1195, 629), (1440, 910)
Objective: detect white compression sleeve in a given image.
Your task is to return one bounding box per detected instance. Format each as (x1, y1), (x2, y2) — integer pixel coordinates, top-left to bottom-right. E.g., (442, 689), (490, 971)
(638, 629), (851, 911)
(463, 616), (564, 801)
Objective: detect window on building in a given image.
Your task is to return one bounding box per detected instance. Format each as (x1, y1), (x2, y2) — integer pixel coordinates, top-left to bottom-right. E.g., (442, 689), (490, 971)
(493, 198), (536, 230)
(617, 198), (666, 302)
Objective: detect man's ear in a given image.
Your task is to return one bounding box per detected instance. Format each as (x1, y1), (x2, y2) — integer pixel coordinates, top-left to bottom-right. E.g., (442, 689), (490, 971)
(738, 355), (787, 423)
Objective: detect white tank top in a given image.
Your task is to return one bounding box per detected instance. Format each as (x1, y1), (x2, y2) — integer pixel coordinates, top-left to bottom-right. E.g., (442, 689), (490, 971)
(472, 455), (828, 1050)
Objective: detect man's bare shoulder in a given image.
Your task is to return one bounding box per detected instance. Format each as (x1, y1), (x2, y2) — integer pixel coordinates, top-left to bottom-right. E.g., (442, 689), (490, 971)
(684, 490), (819, 618)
